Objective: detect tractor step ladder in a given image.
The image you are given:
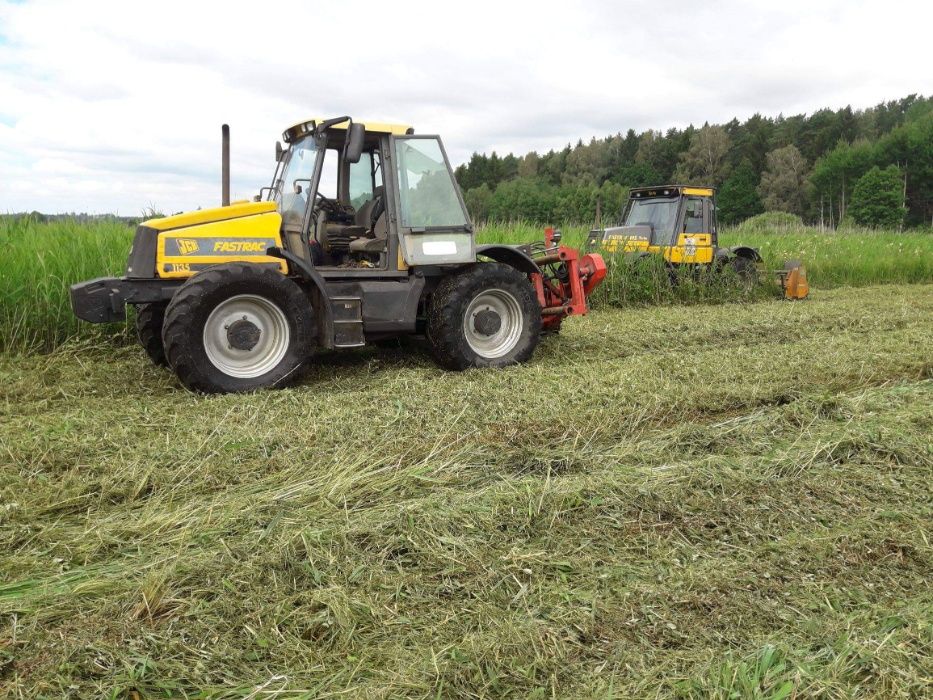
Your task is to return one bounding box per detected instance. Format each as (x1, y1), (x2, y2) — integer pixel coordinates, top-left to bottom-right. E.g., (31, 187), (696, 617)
(330, 296), (366, 347)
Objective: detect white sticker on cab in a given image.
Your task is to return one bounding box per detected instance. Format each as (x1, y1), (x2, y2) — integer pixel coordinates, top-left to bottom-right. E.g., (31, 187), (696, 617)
(423, 240), (457, 256)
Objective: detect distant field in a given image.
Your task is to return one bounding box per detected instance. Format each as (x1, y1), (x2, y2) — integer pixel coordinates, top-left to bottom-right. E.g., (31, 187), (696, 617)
(0, 216), (930, 354)
(1, 285), (931, 697)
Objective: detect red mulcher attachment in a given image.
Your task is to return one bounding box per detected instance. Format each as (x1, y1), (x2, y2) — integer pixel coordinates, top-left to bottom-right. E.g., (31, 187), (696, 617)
(528, 227), (607, 331)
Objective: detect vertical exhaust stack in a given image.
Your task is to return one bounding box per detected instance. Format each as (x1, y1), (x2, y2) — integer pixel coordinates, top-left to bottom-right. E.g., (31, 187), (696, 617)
(221, 123), (230, 206)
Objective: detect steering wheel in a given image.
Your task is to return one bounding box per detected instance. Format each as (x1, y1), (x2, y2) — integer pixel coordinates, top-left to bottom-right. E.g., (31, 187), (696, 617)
(311, 191), (330, 218)
(313, 191), (341, 216)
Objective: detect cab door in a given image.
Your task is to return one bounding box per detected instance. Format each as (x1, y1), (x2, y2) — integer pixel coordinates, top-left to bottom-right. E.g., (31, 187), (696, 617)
(672, 195), (714, 264)
(389, 135), (474, 266)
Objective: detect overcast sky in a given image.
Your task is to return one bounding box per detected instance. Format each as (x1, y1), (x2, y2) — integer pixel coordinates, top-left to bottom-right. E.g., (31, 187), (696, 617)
(1, 0), (930, 214)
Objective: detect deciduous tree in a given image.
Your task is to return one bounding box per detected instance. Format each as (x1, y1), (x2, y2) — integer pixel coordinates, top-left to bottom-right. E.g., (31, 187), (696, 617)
(673, 125), (732, 186)
(848, 165), (905, 228)
(758, 145), (808, 215)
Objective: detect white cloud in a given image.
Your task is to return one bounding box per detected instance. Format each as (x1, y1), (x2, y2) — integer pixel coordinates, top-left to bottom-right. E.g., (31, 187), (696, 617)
(0, 0), (930, 213)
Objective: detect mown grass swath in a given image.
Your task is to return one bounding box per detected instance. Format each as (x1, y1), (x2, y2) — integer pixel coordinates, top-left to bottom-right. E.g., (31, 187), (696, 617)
(0, 215), (931, 354)
(1, 285), (930, 697)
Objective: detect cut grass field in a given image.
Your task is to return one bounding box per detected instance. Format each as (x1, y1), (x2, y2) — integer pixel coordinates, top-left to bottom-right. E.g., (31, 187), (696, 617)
(1, 284), (931, 698)
(0, 216), (930, 353)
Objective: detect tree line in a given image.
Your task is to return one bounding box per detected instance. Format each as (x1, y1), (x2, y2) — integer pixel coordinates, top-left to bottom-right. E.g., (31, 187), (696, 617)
(455, 94), (932, 228)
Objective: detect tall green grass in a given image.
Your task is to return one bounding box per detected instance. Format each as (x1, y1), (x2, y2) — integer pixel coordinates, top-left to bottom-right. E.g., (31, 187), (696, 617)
(1, 215), (930, 355)
(477, 220), (933, 290)
(0, 216), (133, 353)
(477, 221), (932, 309)
(727, 225), (933, 287)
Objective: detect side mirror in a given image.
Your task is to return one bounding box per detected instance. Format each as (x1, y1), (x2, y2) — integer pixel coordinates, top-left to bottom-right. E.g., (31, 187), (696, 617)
(276, 141), (285, 162)
(293, 182), (303, 195)
(344, 123), (365, 164)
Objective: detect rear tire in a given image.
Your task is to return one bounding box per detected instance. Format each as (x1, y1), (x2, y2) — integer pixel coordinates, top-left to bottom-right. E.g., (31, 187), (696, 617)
(135, 302), (167, 366)
(161, 263), (316, 394)
(427, 263), (541, 370)
(730, 255), (759, 284)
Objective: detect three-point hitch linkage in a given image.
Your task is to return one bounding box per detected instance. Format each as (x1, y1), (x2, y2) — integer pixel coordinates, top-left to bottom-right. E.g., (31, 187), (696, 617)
(523, 227), (607, 332)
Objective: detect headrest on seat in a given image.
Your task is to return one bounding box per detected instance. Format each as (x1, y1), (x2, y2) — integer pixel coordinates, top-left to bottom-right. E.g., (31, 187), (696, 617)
(370, 186), (386, 224)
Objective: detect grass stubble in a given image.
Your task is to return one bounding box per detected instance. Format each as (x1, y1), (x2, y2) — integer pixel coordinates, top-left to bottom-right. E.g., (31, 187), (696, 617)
(0, 284), (931, 697)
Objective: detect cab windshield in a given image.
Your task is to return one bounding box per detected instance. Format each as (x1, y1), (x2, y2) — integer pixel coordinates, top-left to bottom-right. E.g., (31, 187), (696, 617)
(274, 136), (319, 223)
(624, 198), (679, 245)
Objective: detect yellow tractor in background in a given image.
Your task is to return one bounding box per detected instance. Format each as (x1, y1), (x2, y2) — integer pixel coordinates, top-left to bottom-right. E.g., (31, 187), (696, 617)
(587, 185), (809, 299)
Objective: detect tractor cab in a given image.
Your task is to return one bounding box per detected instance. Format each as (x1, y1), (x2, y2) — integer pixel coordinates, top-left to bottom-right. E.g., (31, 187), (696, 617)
(587, 185), (717, 264)
(268, 117), (474, 274)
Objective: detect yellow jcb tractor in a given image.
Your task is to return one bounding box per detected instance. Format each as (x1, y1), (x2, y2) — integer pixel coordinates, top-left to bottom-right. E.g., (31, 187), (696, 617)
(70, 117), (605, 394)
(586, 185), (808, 299)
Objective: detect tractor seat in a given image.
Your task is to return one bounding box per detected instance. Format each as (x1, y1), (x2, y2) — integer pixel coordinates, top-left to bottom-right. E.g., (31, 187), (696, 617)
(348, 186), (387, 254)
(348, 210), (388, 254)
(354, 186), (385, 230)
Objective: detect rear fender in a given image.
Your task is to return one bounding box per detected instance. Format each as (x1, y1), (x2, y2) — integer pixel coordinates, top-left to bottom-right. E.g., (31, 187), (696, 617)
(476, 244), (539, 275)
(716, 245), (762, 263)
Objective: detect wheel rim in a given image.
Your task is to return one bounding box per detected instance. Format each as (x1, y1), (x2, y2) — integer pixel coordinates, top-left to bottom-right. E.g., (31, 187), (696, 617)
(462, 289), (524, 359)
(203, 294), (290, 378)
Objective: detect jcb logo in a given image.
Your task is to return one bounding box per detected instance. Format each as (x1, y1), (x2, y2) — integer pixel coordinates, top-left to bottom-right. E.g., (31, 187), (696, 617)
(177, 239), (199, 255)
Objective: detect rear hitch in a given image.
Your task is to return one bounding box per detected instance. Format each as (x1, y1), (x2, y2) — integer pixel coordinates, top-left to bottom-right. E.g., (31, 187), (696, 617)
(528, 228), (607, 330)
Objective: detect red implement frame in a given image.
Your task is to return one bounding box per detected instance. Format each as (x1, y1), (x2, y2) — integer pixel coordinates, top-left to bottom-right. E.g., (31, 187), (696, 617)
(529, 228), (607, 331)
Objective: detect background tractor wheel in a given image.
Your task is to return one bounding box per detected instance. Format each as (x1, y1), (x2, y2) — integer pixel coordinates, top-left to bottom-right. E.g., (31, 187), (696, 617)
(135, 302), (168, 366)
(427, 263), (542, 370)
(729, 255), (759, 284)
(161, 263), (316, 394)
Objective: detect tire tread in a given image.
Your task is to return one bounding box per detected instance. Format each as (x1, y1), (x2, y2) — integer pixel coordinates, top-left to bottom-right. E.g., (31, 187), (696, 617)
(162, 264), (314, 393)
(135, 302), (168, 366)
(427, 263), (541, 370)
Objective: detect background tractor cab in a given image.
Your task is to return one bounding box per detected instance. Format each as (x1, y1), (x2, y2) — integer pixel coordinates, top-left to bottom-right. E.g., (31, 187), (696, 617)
(269, 117), (474, 272)
(587, 186), (722, 265)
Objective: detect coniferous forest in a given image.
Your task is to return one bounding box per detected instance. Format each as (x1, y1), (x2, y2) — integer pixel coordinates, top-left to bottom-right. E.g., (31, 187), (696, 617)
(454, 94), (932, 228)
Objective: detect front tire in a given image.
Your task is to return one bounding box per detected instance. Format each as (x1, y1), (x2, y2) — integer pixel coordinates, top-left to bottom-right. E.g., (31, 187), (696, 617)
(427, 263), (542, 370)
(161, 263), (316, 394)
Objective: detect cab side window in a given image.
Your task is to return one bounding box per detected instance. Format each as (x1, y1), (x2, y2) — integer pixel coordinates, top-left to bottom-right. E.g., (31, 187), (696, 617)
(395, 137), (467, 228)
(683, 197), (705, 233)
